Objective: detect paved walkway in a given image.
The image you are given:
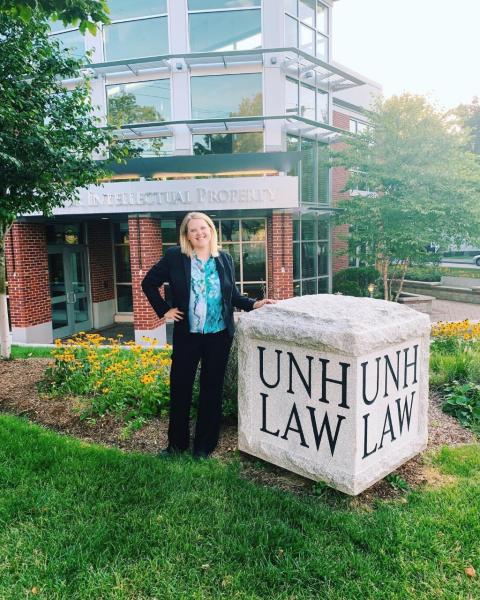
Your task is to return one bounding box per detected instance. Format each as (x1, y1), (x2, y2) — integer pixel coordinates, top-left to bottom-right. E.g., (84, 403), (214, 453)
(430, 299), (480, 323)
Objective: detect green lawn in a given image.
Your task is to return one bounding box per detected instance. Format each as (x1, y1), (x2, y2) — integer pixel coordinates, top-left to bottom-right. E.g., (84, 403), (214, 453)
(0, 415), (479, 599)
(9, 345), (54, 359)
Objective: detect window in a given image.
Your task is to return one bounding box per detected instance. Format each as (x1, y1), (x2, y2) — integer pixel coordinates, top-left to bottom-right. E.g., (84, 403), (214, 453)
(191, 73), (262, 119)
(130, 136), (173, 157)
(218, 218), (266, 299)
(293, 214), (329, 296)
(286, 77), (328, 123)
(113, 223), (133, 312)
(300, 83), (315, 120)
(188, 1), (260, 9)
(299, 0), (315, 27)
(106, 79), (171, 127)
(288, 134), (330, 206)
(189, 6), (261, 52)
(49, 29), (85, 59)
(285, 0), (329, 60)
(349, 118), (369, 134)
(193, 132), (263, 154)
(103, 0), (168, 62)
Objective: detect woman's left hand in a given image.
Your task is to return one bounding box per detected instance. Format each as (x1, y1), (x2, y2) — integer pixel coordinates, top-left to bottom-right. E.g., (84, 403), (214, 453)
(253, 298), (277, 309)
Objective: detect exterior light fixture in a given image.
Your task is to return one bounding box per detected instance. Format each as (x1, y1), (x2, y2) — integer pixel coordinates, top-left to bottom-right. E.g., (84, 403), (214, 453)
(176, 62), (183, 70)
(270, 57), (277, 65)
(367, 283), (375, 298)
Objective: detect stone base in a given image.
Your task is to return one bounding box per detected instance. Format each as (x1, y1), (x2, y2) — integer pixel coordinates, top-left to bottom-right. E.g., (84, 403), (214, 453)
(12, 321), (53, 344)
(134, 324), (167, 347)
(92, 299), (116, 329)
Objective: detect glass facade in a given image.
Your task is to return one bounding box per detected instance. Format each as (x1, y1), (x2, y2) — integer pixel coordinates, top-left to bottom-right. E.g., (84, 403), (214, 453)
(112, 217), (266, 314)
(293, 214), (329, 296)
(193, 132), (263, 154)
(216, 218), (266, 299)
(189, 7), (261, 52)
(285, 0), (329, 60)
(106, 79), (171, 127)
(130, 136), (174, 157)
(188, 1), (261, 9)
(49, 29), (85, 59)
(287, 134), (329, 206)
(113, 223), (133, 312)
(191, 73), (262, 119)
(104, 0), (168, 62)
(286, 77), (328, 123)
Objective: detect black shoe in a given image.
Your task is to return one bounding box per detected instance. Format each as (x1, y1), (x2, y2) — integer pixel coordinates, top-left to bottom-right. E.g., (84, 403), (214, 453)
(158, 447), (184, 458)
(192, 450), (210, 460)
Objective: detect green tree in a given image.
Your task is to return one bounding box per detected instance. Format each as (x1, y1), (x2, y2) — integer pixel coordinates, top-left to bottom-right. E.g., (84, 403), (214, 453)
(454, 97), (480, 155)
(0, 0), (109, 32)
(332, 94), (480, 301)
(0, 14), (127, 358)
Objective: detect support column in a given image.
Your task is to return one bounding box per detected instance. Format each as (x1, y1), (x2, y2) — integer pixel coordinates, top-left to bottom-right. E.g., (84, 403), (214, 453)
(331, 110), (351, 274)
(267, 212), (293, 300)
(88, 221), (116, 329)
(6, 222), (53, 344)
(128, 215), (166, 346)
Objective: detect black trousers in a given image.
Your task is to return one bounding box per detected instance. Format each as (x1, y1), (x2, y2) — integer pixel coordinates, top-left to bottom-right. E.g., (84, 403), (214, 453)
(168, 328), (232, 455)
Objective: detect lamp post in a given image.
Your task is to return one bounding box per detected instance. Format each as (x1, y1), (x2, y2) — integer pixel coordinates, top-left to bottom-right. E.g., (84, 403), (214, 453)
(368, 283), (375, 298)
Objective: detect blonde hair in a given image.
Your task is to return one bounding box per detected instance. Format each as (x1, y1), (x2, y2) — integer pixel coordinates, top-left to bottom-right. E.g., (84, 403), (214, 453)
(179, 212), (219, 258)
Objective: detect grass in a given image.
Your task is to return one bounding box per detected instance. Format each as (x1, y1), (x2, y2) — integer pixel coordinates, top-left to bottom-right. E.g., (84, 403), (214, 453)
(9, 345), (54, 359)
(403, 265), (480, 282)
(0, 414), (479, 599)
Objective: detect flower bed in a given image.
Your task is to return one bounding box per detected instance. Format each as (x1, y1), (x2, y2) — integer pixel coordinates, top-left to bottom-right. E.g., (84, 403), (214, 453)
(41, 333), (172, 435)
(430, 320), (480, 435)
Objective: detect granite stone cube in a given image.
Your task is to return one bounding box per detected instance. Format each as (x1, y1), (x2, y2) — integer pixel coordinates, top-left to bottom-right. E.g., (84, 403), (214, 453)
(237, 295), (430, 495)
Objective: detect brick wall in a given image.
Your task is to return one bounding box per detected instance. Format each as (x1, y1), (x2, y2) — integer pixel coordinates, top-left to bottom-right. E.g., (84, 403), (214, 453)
(88, 221), (115, 303)
(128, 216), (164, 331)
(331, 110), (351, 274)
(5, 222), (51, 328)
(267, 213), (293, 300)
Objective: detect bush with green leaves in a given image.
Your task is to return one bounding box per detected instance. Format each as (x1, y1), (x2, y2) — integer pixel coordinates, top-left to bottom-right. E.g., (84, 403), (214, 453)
(442, 382), (480, 435)
(332, 267), (381, 297)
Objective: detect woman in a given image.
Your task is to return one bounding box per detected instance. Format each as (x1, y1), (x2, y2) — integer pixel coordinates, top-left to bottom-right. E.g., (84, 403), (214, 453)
(141, 212), (275, 459)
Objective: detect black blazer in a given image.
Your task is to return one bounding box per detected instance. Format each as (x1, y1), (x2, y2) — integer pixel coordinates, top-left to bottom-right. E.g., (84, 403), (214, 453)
(141, 246), (255, 338)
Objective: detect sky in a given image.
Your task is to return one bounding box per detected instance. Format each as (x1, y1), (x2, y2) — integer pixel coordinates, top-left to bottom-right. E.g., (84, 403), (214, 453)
(332, 0), (479, 110)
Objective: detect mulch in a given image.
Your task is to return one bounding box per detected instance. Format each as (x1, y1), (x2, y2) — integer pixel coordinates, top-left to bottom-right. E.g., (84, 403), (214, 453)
(0, 358), (477, 505)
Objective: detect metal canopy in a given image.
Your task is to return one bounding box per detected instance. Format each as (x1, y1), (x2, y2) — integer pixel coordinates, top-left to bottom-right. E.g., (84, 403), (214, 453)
(101, 151), (302, 178)
(112, 115), (348, 143)
(87, 47), (366, 92)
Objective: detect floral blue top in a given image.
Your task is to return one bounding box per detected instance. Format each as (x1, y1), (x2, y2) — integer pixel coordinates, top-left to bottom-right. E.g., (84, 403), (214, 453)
(189, 254), (226, 334)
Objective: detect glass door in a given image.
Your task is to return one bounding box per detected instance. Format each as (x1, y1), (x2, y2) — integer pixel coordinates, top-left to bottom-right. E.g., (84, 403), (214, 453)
(48, 247), (92, 339)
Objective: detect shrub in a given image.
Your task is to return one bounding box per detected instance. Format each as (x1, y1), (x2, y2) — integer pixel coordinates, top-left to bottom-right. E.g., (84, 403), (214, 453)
(442, 382), (480, 435)
(332, 267), (380, 297)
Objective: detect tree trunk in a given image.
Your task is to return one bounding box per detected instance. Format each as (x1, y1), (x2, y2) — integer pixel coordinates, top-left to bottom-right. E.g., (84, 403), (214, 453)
(0, 222), (12, 359)
(394, 260), (410, 302)
(380, 260), (389, 301)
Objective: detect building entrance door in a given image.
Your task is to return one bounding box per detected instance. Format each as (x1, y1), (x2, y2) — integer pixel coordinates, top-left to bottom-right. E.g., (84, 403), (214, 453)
(48, 247), (92, 339)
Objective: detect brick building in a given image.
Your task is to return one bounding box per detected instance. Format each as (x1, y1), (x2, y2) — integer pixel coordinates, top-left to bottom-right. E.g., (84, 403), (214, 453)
(6, 0), (380, 345)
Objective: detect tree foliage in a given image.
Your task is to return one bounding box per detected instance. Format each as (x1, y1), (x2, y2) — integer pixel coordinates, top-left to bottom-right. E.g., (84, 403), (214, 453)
(332, 94), (480, 301)
(454, 97), (480, 156)
(0, 13), (127, 357)
(0, 0), (109, 32)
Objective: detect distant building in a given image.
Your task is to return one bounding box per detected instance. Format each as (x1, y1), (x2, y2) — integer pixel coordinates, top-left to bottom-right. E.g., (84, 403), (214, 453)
(6, 0), (381, 345)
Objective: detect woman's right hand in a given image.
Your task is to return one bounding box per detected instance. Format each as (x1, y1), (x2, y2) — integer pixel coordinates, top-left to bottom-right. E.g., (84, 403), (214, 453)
(164, 308), (184, 321)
